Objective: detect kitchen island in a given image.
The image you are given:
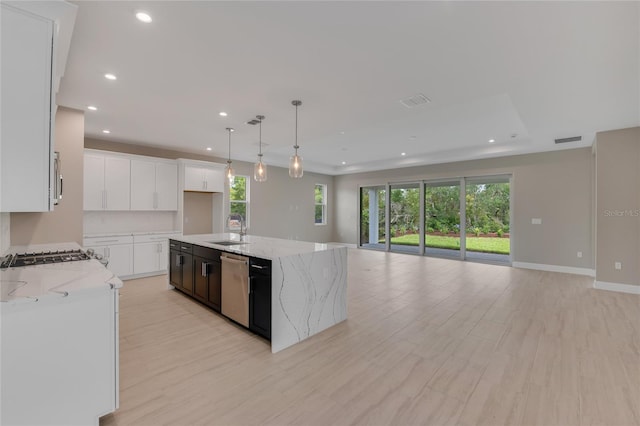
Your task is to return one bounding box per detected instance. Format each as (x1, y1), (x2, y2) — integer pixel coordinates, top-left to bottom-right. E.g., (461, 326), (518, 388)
(169, 234), (348, 353)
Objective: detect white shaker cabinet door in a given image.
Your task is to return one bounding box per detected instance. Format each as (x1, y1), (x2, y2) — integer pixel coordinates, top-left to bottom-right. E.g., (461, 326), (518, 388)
(105, 244), (133, 277)
(158, 240), (169, 271)
(104, 157), (130, 210)
(184, 166), (205, 191)
(84, 154), (106, 210)
(203, 167), (224, 192)
(133, 242), (160, 275)
(155, 163), (178, 210)
(130, 160), (155, 210)
(0, 5), (54, 212)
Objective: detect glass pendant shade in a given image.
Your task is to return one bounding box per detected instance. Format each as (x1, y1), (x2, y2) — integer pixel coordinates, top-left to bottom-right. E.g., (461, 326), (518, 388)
(289, 100), (304, 178)
(289, 153), (303, 178)
(253, 115), (267, 182)
(225, 162), (234, 184)
(225, 127), (234, 184)
(254, 156), (267, 182)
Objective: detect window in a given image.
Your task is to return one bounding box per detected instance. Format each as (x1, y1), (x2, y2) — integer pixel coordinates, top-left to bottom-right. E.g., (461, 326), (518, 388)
(229, 175), (248, 226)
(315, 184), (327, 225)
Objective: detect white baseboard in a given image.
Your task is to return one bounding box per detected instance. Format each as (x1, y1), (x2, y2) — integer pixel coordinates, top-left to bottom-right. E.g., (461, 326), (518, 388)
(331, 242), (357, 248)
(594, 281), (640, 294)
(512, 262), (596, 277)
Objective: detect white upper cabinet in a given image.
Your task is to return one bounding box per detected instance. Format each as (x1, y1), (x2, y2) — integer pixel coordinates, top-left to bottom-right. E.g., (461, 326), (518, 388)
(131, 159), (178, 211)
(84, 152), (130, 211)
(183, 163), (225, 193)
(0, 1), (76, 212)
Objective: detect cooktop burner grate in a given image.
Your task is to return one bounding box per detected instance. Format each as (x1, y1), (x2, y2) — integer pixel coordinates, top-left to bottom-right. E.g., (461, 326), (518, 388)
(1, 249), (91, 269)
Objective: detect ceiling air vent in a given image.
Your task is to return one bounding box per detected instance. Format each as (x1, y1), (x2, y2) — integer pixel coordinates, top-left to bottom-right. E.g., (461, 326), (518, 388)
(555, 136), (582, 144)
(400, 93), (431, 108)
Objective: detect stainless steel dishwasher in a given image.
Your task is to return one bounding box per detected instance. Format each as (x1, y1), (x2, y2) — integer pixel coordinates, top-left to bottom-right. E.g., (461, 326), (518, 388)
(221, 252), (250, 327)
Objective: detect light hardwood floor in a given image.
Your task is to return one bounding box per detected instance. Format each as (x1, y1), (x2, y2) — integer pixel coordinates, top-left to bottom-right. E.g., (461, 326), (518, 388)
(101, 249), (640, 426)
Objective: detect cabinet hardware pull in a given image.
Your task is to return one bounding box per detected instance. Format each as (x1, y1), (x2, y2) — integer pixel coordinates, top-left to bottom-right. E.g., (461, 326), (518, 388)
(251, 264), (265, 269)
(176, 254), (182, 266)
(181, 246), (189, 250)
(201, 262), (209, 277)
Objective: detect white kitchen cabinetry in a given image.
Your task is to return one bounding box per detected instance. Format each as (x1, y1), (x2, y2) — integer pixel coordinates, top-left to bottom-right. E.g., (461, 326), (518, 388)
(131, 159), (178, 211)
(0, 2), (76, 212)
(1, 285), (119, 425)
(84, 235), (134, 278)
(84, 152), (131, 211)
(133, 233), (180, 275)
(184, 164), (224, 192)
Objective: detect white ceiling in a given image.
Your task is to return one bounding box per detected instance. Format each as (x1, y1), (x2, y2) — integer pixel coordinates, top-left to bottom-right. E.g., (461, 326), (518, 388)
(57, 1), (640, 175)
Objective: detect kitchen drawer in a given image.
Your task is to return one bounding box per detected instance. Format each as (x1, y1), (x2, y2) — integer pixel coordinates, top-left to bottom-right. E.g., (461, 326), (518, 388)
(193, 246), (220, 260)
(176, 242), (193, 254)
(134, 233), (180, 244)
(83, 235), (134, 247)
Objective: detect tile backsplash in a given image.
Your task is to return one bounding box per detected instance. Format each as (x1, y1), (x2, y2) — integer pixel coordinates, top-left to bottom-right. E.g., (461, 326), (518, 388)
(83, 211), (178, 235)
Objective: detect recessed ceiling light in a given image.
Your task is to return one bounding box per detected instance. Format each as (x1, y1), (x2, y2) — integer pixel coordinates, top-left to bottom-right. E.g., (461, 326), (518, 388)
(488, 139), (495, 143)
(339, 131), (345, 135)
(104, 73), (117, 80)
(219, 112), (228, 117)
(206, 147), (212, 151)
(401, 152), (406, 156)
(341, 161), (346, 165)
(102, 129), (111, 134)
(87, 106), (97, 111)
(136, 12), (152, 23)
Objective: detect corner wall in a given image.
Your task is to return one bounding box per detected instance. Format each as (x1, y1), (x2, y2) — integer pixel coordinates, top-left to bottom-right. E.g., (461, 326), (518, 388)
(10, 107), (85, 245)
(334, 148), (593, 271)
(595, 127), (640, 288)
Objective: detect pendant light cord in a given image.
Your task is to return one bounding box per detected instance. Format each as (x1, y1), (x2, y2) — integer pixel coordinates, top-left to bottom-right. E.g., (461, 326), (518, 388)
(226, 128), (232, 164)
(294, 102), (299, 153)
(259, 117), (263, 156)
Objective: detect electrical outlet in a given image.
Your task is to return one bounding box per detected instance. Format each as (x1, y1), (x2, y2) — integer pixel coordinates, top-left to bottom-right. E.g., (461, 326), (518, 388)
(615, 262), (622, 270)
(577, 251), (582, 258)
(531, 218), (542, 225)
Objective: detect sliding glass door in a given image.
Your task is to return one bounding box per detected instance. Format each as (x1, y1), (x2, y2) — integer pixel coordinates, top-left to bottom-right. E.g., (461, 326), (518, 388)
(424, 181), (461, 258)
(464, 177), (511, 262)
(389, 183), (421, 254)
(358, 175), (511, 265)
(359, 186), (386, 250)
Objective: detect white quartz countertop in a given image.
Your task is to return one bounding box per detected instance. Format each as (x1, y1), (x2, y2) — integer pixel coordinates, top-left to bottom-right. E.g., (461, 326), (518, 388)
(1, 242), (123, 304)
(172, 233), (345, 260)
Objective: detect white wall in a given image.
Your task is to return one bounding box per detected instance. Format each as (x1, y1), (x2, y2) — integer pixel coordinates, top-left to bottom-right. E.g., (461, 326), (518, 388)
(227, 161), (334, 243)
(334, 148), (593, 270)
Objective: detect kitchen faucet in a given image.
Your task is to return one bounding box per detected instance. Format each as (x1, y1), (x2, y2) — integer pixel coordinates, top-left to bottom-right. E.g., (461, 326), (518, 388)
(228, 214), (247, 240)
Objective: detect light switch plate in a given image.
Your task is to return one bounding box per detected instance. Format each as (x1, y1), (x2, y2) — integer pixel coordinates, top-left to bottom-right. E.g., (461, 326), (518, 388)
(531, 218), (542, 225)
(615, 262), (622, 270)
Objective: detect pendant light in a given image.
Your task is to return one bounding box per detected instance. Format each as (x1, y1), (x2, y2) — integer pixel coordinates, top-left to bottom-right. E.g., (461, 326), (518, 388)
(225, 127), (235, 184)
(289, 100), (303, 178)
(253, 115), (267, 182)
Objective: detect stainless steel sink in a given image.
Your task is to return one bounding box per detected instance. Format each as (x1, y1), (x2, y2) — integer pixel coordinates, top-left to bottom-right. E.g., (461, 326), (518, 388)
(207, 241), (248, 246)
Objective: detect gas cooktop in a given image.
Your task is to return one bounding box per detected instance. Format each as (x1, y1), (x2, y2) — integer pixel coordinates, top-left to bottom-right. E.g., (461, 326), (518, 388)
(0, 249), (91, 269)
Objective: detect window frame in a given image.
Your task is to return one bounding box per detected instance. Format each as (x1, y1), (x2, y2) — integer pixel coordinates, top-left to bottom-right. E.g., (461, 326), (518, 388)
(314, 183), (327, 226)
(228, 175), (249, 227)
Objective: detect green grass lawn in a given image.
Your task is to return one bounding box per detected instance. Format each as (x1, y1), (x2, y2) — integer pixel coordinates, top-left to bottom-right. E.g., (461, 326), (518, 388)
(381, 234), (510, 254)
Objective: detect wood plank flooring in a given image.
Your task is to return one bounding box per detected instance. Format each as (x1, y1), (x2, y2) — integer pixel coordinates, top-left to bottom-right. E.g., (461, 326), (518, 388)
(101, 249), (640, 426)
